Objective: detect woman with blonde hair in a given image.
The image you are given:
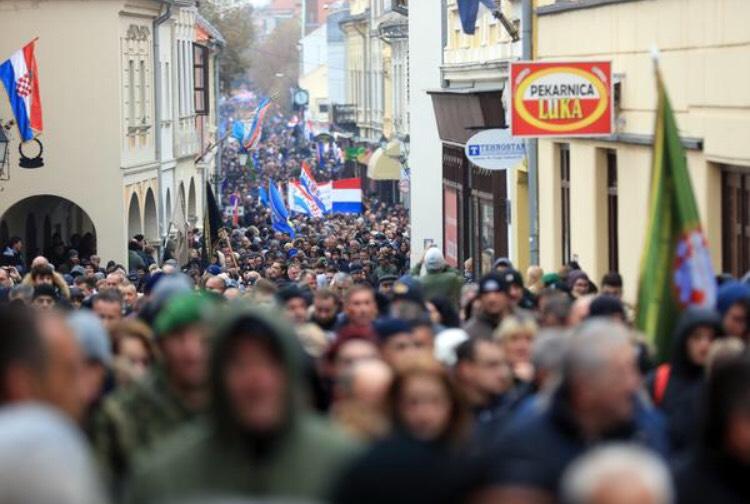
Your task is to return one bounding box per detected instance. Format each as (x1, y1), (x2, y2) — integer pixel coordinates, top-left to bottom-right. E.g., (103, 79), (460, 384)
(494, 315), (539, 383)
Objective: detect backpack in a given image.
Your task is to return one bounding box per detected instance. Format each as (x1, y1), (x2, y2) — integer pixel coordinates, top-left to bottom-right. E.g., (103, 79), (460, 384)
(652, 364), (671, 406)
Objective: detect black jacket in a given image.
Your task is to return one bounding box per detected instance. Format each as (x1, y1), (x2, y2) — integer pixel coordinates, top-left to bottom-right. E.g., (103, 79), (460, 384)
(675, 449), (750, 504)
(333, 432), (481, 504)
(646, 307), (721, 455)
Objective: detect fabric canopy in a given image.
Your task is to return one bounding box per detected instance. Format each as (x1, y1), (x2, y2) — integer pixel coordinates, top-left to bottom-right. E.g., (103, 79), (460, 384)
(367, 140), (401, 180)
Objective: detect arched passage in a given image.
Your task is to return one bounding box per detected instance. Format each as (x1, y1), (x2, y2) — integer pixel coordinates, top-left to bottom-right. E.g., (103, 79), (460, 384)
(179, 182), (186, 216)
(144, 189), (158, 241)
(0, 221), (8, 248)
(127, 193), (141, 239)
(0, 195), (97, 263)
(25, 214), (38, 259)
(187, 177), (197, 221)
(165, 188), (172, 228)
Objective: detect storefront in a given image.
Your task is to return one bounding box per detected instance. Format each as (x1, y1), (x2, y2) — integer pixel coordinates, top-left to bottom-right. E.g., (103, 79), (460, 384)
(430, 89), (507, 276)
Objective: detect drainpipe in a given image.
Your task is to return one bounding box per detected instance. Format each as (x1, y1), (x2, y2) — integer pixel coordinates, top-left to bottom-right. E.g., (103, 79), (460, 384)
(153, 1), (173, 244)
(214, 43), (223, 202)
(522, 0), (539, 265)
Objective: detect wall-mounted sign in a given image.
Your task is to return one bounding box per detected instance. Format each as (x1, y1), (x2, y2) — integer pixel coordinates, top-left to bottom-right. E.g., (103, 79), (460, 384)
(465, 128), (526, 170)
(510, 61), (613, 137)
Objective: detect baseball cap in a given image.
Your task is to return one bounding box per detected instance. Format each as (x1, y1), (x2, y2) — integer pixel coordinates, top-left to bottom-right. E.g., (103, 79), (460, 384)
(153, 293), (217, 339)
(392, 277), (425, 304)
(478, 273), (509, 295)
(503, 269), (524, 287)
(374, 317), (412, 343)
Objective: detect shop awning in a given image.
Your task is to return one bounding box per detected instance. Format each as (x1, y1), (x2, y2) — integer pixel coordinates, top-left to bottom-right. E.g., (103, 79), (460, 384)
(428, 89), (504, 145)
(367, 140), (401, 180)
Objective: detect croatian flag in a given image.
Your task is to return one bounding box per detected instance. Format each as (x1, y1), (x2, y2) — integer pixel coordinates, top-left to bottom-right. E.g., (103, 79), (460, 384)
(332, 178), (362, 214)
(0, 39), (43, 141)
(299, 161), (326, 214)
(288, 180), (322, 218)
(243, 97), (272, 151)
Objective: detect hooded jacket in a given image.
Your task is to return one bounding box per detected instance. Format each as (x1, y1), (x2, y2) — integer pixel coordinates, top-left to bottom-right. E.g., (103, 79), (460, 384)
(646, 307), (721, 455)
(128, 307), (358, 504)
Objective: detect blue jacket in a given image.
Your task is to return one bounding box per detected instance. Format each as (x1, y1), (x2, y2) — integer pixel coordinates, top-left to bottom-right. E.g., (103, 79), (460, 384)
(487, 387), (668, 496)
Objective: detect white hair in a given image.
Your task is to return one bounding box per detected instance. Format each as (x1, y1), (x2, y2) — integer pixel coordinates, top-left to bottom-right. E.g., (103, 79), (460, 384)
(562, 444), (673, 504)
(563, 319), (632, 380)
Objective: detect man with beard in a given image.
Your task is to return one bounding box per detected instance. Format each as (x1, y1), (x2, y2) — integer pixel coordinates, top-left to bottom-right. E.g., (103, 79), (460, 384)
(128, 308), (358, 503)
(312, 289), (340, 340)
(94, 293), (217, 488)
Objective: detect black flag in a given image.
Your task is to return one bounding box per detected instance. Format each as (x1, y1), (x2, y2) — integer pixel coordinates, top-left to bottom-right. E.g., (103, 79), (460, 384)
(202, 182), (224, 265)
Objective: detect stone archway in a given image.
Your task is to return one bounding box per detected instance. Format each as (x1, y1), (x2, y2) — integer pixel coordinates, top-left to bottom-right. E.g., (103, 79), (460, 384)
(0, 195), (97, 263)
(127, 193), (141, 239)
(144, 188), (158, 241)
(188, 177), (197, 223)
(179, 182), (186, 216)
(165, 188), (172, 228)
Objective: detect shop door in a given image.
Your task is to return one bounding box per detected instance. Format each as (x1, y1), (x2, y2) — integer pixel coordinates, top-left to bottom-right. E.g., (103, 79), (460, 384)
(722, 169), (750, 277)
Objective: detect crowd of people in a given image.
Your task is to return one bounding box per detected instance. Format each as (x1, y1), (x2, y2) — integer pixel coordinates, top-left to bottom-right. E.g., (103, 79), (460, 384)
(2, 105), (750, 504)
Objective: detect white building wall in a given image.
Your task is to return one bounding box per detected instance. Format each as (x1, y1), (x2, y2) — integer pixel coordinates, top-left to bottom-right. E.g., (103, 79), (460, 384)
(301, 24), (327, 76)
(408, 0), (443, 262)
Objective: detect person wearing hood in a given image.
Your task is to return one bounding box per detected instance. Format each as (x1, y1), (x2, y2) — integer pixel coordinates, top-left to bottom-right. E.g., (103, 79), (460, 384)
(128, 307), (358, 503)
(716, 280), (750, 341)
(566, 270), (591, 299)
(675, 354), (750, 504)
(416, 248), (463, 311)
(93, 292), (218, 491)
(646, 307), (722, 455)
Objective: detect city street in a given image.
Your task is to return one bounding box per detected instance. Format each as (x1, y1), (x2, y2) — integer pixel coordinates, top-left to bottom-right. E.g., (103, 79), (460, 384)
(0, 1), (749, 503)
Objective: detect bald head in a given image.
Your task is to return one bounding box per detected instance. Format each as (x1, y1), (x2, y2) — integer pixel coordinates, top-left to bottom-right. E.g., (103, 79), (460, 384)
(349, 359), (393, 408)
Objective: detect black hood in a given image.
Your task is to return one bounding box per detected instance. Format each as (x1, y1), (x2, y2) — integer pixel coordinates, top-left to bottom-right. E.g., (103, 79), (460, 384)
(670, 307), (721, 377)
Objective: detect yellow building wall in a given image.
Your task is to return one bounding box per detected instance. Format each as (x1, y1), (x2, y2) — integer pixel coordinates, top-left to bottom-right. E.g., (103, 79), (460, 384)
(382, 42), (393, 138)
(535, 0), (750, 302)
(0, 0), (131, 264)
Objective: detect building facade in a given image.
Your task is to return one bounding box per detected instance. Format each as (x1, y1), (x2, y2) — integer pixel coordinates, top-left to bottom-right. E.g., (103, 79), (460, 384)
(0, 0), (222, 266)
(406, 0), (523, 274)
(534, 0), (750, 301)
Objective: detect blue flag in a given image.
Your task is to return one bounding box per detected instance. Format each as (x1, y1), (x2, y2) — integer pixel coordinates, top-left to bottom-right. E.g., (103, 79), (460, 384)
(457, 0), (496, 35)
(258, 186), (269, 207)
(231, 121), (246, 150)
(269, 180), (295, 237)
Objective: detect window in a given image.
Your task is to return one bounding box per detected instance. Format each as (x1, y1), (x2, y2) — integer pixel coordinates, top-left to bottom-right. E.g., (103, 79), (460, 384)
(721, 168), (750, 276)
(606, 150), (619, 272)
(193, 44), (209, 115)
(139, 60), (146, 123)
(128, 59), (135, 128)
(177, 42), (184, 116)
(163, 62), (171, 121)
(559, 144), (571, 265)
(480, 199), (495, 274)
(318, 103), (329, 114)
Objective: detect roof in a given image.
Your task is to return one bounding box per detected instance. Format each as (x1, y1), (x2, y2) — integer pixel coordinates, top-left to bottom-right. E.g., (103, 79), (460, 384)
(195, 12), (226, 46)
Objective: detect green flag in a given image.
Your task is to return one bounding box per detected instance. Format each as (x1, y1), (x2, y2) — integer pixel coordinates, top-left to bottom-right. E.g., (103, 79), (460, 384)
(635, 68), (717, 362)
